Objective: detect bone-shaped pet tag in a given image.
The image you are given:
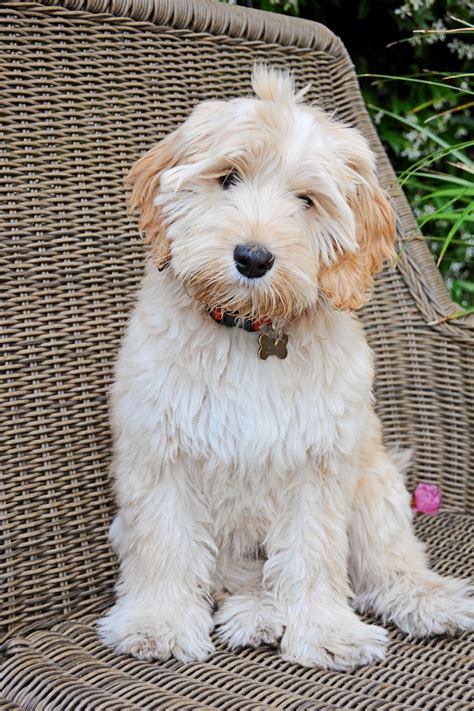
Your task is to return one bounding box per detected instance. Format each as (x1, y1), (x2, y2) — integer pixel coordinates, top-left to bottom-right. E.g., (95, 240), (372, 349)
(258, 331), (289, 360)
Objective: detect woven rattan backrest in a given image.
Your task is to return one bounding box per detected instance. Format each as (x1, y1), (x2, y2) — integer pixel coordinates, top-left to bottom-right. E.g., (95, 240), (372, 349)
(1, 0), (473, 635)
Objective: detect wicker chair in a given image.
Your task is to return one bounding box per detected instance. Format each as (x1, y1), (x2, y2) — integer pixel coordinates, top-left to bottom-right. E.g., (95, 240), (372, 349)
(1, 1), (472, 708)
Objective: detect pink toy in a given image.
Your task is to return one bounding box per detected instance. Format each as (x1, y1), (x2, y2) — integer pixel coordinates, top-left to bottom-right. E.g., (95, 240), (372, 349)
(412, 482), (442, 515)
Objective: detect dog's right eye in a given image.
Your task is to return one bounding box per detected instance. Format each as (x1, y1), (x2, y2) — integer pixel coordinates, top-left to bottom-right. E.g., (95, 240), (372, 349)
(297, 194), (314, 209)
(219, 170), (241, 190)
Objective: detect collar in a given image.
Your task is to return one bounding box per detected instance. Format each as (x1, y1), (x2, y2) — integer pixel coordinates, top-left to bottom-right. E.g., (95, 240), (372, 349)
(209, 307), (272, 333)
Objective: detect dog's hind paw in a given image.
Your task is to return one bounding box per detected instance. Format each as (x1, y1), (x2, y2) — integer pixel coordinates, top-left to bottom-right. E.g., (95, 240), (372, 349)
(97, 600), (215, 663)
(281, 614), (388, 671)
(215, 591), (284, 650)
(362, 573), (474, 638)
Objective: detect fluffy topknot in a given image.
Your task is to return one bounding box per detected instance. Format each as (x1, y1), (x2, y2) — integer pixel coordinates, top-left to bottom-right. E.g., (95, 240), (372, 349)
(251, 64), (311, 105)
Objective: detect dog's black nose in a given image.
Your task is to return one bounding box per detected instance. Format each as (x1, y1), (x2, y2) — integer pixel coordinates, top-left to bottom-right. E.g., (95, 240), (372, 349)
(234, 244), (275, 279)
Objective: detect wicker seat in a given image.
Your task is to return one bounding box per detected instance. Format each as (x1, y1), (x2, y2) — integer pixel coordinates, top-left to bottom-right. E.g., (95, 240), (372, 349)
(1, 1), (472, 708)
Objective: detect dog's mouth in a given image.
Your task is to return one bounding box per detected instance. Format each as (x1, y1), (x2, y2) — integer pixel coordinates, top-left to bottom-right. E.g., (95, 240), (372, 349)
(181, 268), (316, 324)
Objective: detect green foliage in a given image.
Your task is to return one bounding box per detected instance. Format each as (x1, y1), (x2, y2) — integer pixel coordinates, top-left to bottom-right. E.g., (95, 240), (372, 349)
(360, 9), (473, 311)
(222, 0), (474, 311)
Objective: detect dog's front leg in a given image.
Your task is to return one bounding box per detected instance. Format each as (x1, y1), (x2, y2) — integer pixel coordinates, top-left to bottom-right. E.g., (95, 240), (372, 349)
(98, 457), (216, 662)
(264, 460), (388, 670)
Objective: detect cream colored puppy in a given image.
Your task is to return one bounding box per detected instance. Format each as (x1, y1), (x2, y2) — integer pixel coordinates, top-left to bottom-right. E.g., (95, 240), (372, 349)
(98, 66), (474, 670)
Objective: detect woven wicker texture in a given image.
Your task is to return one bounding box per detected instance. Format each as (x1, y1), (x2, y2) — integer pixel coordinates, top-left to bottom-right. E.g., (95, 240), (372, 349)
(1, 0), (473, 708)
(2, 515), (473, 710)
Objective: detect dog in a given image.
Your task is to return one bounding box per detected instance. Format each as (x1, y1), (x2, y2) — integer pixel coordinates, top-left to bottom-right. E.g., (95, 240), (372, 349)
(98, 66), (474, 670)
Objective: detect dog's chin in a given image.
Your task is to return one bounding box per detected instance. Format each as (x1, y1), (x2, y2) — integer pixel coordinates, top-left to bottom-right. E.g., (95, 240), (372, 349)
(181, 274), (316, 324)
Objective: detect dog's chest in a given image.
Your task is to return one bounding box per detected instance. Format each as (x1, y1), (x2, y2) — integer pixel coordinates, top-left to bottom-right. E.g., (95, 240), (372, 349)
(117, 303), (372, 475)
(158, 320), (370, 471)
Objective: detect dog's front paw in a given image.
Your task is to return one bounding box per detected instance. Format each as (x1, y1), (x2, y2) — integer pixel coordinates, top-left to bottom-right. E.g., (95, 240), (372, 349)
(215, 591), (284, 649)
(372, 573), (474, 638)
(97, 598), (215, 663)
(281, 612), (388, 671)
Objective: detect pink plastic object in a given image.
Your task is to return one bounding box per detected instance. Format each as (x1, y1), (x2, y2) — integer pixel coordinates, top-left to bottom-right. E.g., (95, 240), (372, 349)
(412, 482), (442, 515)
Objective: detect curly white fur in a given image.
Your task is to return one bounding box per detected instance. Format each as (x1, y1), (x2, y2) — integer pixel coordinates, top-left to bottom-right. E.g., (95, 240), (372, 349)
(98, 66), (474, 669)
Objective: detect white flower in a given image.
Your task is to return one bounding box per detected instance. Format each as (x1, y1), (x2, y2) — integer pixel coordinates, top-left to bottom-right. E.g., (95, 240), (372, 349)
(282, 0), (299, 9)
(395, 5), (412, 18)
(449, 39), (474, 60)
(425, 18), (446, 43)
(401, 146), (422, 159)
(455, 127), (468, 138)
(438, 114), (449, 130)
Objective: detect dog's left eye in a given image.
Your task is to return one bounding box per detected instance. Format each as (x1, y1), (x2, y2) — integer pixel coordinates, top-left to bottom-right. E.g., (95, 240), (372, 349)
(219, 171), (241, 190)
(297, 194), (314, 209)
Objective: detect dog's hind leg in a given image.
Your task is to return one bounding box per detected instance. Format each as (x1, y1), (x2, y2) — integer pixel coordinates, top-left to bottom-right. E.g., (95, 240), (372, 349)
(214, 557), (284, 649)
(349, 411), (474, 637)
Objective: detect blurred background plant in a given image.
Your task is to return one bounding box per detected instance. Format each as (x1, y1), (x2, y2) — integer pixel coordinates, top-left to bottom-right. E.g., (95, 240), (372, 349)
(223, 0), (473, 313)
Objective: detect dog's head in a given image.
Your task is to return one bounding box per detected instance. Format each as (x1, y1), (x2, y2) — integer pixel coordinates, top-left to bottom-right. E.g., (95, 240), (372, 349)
(127, 65), (396, 322)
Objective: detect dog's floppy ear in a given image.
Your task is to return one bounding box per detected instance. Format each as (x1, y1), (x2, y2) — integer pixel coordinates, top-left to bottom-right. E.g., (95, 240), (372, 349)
(126, 131), (182, 270)
(319, 141), (396, 311)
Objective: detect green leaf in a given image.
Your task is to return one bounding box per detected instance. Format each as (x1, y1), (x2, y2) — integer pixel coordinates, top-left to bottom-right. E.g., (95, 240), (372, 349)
(437, 202), (474, 266)
(361, 74), (474, 97)
(398, 141), (474, 185)
(367, 104), (473, 167)
(453, 279), (474, 294)
(423, 236), (473, 245)
(428, 307), (474, 325)
(419, 212), (474, 224)
(417, 188), (469, 227)
(411, 172), (474, 188)
(419, 188), (474, 200)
